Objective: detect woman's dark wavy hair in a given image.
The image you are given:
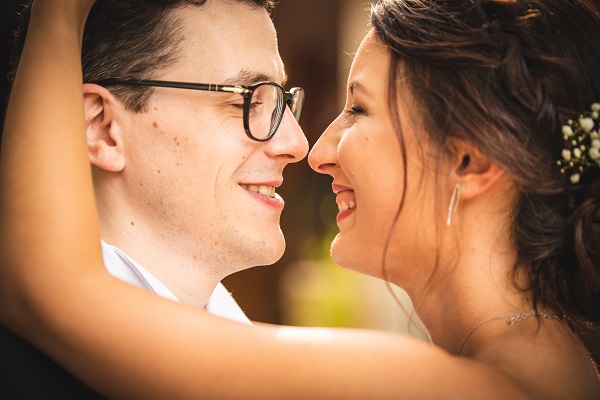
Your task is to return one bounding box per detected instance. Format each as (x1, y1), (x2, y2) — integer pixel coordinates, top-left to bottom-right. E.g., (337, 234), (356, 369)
(371, 0), (600, 327)
(10, 0), (279, 112)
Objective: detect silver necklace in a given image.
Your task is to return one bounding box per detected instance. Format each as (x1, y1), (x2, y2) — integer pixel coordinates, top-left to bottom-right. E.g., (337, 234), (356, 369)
(456, 310), (566, 355)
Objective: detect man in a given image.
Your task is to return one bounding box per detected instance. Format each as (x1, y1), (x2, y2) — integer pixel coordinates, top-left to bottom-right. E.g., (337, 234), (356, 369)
(80, 0), (307, 322)
(1, 0), (307, 395)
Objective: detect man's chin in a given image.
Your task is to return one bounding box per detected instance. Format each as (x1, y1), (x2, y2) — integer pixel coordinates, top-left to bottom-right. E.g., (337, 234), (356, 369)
(247, 235), (286, 267)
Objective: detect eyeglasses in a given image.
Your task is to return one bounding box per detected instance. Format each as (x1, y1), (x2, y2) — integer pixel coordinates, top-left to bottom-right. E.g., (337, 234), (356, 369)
(92, 79), (304, 142)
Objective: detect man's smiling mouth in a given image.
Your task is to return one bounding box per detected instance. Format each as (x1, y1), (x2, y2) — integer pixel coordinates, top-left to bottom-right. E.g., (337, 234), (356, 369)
(240, 184), (276, 198)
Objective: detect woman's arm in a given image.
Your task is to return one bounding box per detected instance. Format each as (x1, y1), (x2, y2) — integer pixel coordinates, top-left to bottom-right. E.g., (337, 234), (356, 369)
(0, 2), (529, 399)
(0, 0), (101, 321)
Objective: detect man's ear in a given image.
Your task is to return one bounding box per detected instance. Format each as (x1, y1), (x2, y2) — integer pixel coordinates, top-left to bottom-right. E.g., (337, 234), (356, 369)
(451, 140), (505, 200)
(83, 83), (125, 172)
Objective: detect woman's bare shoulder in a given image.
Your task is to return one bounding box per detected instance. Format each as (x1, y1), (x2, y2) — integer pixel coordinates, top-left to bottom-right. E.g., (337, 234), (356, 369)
(467, 320), (600, 400)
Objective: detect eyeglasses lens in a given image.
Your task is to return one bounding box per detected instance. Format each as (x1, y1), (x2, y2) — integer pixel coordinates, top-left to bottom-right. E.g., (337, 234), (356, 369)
(247, 83), (285, 140)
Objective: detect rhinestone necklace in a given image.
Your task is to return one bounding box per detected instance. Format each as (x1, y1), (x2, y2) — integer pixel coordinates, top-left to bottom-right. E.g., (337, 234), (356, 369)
(456, 310), (566, 355)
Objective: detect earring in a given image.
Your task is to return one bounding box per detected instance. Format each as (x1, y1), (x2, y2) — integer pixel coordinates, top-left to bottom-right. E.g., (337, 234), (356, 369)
(446, 183), (461, 226)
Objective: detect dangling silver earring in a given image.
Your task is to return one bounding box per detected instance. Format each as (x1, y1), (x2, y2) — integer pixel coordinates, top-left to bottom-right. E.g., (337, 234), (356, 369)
(446, 183), (461, 226)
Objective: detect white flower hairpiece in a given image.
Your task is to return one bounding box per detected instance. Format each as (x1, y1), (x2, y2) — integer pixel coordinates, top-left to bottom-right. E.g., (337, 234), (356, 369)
(557, 103), (600, 183)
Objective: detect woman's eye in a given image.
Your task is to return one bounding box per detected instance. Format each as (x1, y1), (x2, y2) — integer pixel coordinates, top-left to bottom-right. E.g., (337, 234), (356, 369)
(345, 106), (365, 116)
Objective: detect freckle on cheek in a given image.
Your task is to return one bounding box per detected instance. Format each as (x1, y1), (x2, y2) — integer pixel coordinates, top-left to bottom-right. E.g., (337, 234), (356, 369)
(130, 221), (135, 226)
(153, 122), (158, 128)
(157, 170), (161, 173)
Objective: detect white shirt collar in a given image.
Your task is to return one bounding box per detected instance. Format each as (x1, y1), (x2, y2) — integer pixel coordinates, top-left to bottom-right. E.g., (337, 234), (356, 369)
(101, 240), (252, 325)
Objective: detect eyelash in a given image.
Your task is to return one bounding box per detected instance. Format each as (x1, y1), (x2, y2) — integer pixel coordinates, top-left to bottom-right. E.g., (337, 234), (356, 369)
(345, 106), (365, 116)
(231, 101), (263, 110)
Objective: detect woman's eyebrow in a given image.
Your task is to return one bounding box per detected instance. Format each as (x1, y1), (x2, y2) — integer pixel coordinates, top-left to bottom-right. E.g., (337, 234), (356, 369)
(348, 79), (370, 97)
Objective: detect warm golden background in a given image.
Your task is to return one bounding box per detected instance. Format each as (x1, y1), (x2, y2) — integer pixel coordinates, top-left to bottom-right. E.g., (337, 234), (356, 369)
(13, 2), (600, 362)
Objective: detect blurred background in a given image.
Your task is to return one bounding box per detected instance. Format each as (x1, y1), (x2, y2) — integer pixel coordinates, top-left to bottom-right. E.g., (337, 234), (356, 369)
(2, 0), (600, 359)
(0, 0), (424, 338)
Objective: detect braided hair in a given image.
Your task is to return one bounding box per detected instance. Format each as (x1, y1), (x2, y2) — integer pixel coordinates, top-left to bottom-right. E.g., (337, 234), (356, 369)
(371, 0), (600, 326)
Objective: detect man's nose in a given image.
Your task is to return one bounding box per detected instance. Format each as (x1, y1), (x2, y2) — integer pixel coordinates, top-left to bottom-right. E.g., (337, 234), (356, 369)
(265, 107), (309, 163)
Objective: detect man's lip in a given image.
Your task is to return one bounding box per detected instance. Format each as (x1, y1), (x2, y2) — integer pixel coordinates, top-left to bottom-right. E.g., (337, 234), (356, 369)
(239, 180), (282, 187)
(332, 183), (353, 194)
(240, 184), (285, 210)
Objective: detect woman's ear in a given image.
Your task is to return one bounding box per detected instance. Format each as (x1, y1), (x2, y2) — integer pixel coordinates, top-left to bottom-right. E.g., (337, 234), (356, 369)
(451, 140), (504, 200)
(83, 83), (125, 172)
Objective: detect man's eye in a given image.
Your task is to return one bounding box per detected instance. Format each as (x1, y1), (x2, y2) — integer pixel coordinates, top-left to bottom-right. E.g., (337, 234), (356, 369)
(231, 101), (264, 110)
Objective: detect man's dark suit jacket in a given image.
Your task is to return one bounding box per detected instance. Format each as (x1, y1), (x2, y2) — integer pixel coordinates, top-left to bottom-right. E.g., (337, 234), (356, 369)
(0, 325), (105, 399)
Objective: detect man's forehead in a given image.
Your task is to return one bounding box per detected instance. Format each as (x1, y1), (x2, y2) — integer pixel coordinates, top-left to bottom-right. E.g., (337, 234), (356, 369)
(222, 69), (289, 86)
(168, 4), (285, 84)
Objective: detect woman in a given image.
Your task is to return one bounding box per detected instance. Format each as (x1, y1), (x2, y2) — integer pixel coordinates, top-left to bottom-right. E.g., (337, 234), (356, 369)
(1, 0), (599, 398)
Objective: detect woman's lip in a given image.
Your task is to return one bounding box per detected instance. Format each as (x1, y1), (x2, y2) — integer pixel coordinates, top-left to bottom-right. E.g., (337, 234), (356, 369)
(336, 207), (355, 223)
(335, 186), (356, 224)
(332, 183), (353, 194)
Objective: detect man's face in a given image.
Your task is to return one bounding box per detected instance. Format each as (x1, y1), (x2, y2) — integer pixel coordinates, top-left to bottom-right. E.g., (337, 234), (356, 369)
(116, 1), (308, 273)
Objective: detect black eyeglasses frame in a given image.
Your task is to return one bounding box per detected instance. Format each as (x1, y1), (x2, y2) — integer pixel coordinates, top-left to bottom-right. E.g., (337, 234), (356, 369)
(90, 78), (304, 142)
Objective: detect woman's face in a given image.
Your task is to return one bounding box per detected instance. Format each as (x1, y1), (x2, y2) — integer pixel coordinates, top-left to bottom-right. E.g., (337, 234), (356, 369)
(308, 30), (439, 286)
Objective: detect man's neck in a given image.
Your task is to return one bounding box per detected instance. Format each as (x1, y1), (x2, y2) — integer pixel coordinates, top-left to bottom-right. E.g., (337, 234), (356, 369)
(98, 209), (234, 308)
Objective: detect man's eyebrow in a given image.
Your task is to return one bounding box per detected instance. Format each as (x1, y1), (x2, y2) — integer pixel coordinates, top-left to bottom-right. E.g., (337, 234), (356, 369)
(222, 69), (288, 86)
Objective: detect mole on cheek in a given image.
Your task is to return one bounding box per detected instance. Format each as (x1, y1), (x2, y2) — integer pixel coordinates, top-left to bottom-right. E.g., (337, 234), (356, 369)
(153, 122), (158, 128)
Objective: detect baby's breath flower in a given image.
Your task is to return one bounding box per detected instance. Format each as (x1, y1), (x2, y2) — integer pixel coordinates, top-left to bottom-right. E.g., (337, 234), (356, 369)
(570, 174), (580, 184)
(558, 103), (600, 182)
(580, 117), (594, 132)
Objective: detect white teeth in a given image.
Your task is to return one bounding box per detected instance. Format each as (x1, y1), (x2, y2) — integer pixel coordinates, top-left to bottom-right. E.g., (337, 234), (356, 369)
(241, 184), (276, 198)
(258, 186), (273, 196)
(337, 200), (356, 212)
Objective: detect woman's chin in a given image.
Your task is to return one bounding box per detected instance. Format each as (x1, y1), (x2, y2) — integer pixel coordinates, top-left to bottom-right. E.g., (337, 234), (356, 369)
(330, 237), (379, 277)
